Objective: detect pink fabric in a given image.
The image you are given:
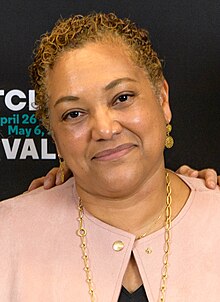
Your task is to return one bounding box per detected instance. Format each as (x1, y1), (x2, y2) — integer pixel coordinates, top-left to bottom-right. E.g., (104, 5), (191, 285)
(0, 175), (219, 301)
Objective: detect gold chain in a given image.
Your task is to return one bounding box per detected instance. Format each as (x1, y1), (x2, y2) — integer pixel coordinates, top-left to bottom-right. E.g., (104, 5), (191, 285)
(77, 201), (95, 302)
(77, 171), (172, 302)
(135, 205), (166, 240)
(159, 172), (172, 302)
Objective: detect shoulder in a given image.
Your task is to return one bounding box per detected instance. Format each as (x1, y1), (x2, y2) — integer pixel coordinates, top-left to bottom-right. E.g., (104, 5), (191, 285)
(1, 177), (74, 206)
(177, 174), (220, 215)
(178, 174), (220, 195)
(0, 177), (77, 228)
(172, 175), (220, 237)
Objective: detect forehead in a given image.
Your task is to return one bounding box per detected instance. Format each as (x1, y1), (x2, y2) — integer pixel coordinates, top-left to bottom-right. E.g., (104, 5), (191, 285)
(46, 43), (150, 100)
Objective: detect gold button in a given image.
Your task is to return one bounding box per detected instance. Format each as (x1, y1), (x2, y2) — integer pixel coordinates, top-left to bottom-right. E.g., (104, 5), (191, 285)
(145, 247), (152, 254)
(112, 240), (124, 252)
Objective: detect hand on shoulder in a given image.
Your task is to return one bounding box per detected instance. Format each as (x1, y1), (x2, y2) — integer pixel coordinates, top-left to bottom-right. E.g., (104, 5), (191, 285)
(176, 165), (219, 189)
(28, 165), (72, 192)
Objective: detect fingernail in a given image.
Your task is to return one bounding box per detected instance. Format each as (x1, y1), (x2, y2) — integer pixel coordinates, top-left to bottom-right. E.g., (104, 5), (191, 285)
(55, 173), (61, 185)
(208, 181), (215, 189)
(44, 178), (50, 187)
(190, 171), (198, 176)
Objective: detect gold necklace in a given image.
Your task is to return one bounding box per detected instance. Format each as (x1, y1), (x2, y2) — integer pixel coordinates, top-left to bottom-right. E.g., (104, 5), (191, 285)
(77, 171), (172, 302)
(135, 204), (166, 240)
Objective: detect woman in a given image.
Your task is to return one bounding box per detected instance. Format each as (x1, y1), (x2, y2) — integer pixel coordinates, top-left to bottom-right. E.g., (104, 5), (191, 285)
(0, 13), (219, 302)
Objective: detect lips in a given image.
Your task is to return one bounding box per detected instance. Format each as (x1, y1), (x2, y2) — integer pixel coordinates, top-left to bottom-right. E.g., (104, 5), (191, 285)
(92, 143), (136, 161)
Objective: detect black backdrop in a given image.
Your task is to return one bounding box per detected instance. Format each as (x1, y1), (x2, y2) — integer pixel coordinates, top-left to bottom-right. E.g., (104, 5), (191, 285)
(0, 0), (219, 201)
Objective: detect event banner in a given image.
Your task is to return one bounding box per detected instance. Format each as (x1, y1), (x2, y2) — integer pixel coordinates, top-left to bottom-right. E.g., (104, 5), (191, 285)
(0, 89), (57, 201)
(0, 89), (55, 161)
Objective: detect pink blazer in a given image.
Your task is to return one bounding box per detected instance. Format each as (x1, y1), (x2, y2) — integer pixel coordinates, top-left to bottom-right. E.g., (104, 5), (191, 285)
(0, 175), (220, 301)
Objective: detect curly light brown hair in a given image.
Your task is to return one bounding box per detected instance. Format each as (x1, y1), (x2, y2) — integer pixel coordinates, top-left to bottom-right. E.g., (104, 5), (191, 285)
(29, 12), (164, 129)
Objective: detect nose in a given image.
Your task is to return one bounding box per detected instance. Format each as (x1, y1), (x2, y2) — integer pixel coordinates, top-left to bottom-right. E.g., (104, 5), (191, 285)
(91, 109), (122, 141)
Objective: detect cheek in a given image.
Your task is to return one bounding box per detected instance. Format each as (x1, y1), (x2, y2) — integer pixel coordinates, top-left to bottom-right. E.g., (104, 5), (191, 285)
(53, 124), (89, 160)
(123, 105), (155, 134)
(131, 113), (146, 125)
(127, 104), (166, 145)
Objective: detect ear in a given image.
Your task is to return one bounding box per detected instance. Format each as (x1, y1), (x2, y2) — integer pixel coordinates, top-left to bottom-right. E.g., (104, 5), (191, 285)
(159, 80), (172, 123)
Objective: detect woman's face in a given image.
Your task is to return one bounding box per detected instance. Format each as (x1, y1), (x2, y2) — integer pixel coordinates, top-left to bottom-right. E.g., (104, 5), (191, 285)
(47, 42), (171, 197)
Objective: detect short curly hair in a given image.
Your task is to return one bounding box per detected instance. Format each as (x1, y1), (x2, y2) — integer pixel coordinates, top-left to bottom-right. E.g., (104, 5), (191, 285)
(29, 12), (164, 129)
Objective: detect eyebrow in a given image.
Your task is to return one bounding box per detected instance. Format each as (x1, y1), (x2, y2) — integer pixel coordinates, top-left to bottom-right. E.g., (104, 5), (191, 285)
(104, 77), (137, 91)
(53, 77), (137, 107)
(54, 95), (79, 107)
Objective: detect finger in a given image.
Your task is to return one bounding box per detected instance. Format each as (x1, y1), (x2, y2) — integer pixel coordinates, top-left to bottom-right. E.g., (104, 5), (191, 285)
(28, 177), (45, 192)
(55, 164), (72, 185)
(55, 169), (63, 185)
(197, 168), (217, 189)
(44, 168), (60, 189)
(176, 165), (199, 177)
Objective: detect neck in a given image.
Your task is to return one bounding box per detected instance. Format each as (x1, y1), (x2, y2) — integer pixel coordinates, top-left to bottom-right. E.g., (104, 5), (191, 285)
(75, 168), (169, 236)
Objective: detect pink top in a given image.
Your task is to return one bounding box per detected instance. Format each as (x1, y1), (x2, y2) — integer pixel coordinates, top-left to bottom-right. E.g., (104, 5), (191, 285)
(0, 175), (220, 301)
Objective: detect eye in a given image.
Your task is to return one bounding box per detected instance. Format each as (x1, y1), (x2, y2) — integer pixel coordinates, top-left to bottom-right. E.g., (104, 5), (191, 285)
(62, 110), (85, 121)
(113, 93), (134, 106)
(118, 95), (129, 102)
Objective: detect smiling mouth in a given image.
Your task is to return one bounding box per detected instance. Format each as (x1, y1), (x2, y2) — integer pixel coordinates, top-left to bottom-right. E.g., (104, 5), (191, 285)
(92, 143), (136, 161)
